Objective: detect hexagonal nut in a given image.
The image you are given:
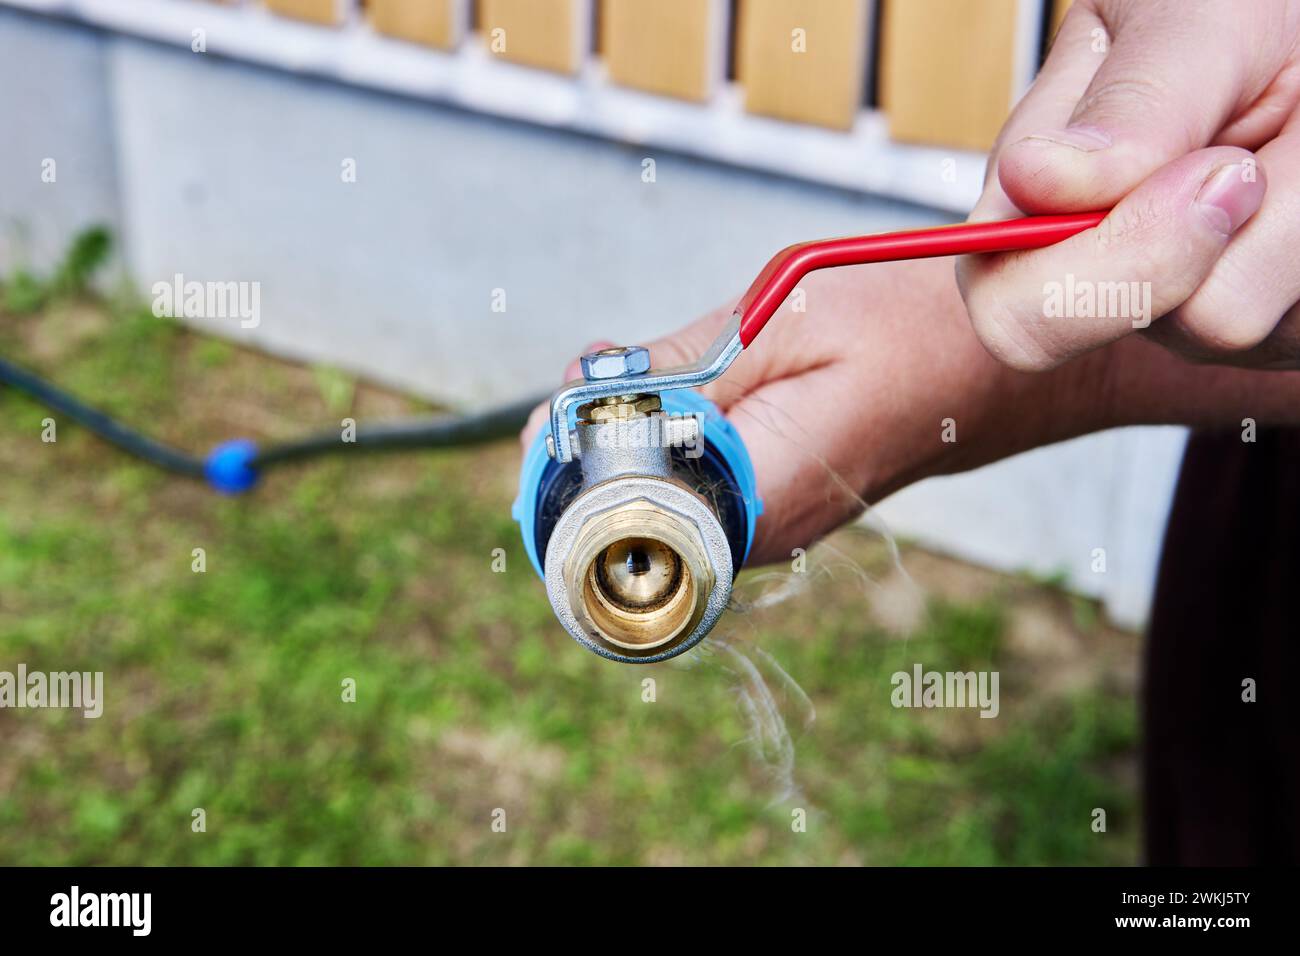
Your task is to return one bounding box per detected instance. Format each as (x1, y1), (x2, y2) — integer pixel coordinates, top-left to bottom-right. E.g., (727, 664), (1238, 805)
(580, 346), (651, 381)
(579, 394), (662, 423)
(542, 475), (735, 663)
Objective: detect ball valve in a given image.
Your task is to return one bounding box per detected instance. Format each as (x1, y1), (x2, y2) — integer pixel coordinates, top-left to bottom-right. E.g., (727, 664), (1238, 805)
(516, 212), (1107, 662)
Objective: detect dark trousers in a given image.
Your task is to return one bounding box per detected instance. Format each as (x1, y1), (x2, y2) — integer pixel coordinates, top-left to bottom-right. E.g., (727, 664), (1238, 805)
(1144, 429), (1300, 864)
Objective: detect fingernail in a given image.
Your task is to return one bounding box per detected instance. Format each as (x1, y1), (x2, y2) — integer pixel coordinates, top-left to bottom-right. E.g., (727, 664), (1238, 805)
(1195, 163), (1262, 235)
(1021, 125), (1113, 152)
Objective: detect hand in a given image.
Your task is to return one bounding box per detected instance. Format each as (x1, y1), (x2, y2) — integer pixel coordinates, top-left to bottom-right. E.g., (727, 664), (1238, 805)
(523, 259), (1300, 565)
(524, 259), (1117, 564)
(958, 0), (1300, 370)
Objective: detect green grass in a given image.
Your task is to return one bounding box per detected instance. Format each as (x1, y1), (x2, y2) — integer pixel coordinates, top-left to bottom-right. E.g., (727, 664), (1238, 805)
(0, 290), (1139, 866)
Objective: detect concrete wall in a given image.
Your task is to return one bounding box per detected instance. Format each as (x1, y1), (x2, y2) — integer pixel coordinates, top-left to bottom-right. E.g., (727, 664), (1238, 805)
(879, 427), (1185, 629)
(0, 10), (122, 275)
(0, 8), (1186, 629)
(105, 35), (941, 405)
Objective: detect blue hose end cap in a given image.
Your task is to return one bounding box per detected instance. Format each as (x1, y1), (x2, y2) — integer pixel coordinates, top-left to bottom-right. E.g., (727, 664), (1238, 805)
(205, 440), (260, 495)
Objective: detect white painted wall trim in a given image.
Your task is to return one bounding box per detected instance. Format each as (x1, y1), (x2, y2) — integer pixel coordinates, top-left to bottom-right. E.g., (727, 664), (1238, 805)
(2, 0), (987, 213)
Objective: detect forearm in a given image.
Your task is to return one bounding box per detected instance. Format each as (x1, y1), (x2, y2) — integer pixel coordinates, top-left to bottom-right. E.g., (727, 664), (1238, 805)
(643, 256), (1300, 562)
(1100, 335), (1300, 431)
(864, 258), (1300, 501)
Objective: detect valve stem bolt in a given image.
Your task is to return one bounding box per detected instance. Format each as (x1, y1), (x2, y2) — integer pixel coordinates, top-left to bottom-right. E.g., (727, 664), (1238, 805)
(580, 346), (651, 382)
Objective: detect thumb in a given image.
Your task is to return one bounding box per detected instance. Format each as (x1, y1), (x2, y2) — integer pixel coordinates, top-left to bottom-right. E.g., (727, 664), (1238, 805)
(959, 147), (1266, 371)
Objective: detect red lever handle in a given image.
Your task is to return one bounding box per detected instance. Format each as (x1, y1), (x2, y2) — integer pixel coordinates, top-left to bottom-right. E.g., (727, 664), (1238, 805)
(734, 211), (1108, 347)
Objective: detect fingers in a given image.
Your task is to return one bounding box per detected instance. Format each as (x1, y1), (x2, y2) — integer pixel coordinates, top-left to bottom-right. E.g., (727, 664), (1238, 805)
(562, 339), (616, 383)
(995, 0), (1284, 214)
(643, 270), (852, 410)
(958, 146), (1265, 371)
(970, 2), (1109, 220)
(516, 290), (805, 451)
(519, 400), (551, 453)
(517, 293), (788, 455)
(518, 339), (615, 451)
(639, 307), (745, 408)
(1213, 62), (1300, 149)
(1157, 117), (1300, 360)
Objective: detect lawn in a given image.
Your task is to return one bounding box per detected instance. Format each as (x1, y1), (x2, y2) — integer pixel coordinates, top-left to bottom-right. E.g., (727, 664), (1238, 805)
(0, 250), (1140, 865)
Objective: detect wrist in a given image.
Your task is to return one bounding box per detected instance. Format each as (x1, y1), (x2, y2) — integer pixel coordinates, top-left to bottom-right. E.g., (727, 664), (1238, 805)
(880, 260), (1120, 488)
(1100, 335), (1300, 431)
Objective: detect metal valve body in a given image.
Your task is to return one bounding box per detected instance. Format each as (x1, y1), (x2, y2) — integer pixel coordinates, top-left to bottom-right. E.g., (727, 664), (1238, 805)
(514, 348), (760, 663)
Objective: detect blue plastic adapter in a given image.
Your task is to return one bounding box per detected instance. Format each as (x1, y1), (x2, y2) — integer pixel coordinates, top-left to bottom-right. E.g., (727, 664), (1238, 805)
(513, 389), (761, 578)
